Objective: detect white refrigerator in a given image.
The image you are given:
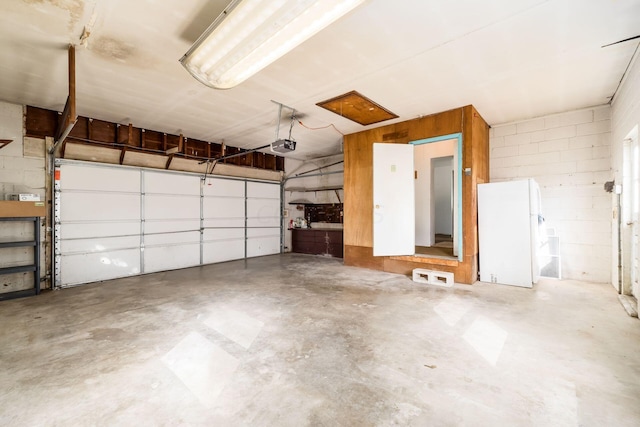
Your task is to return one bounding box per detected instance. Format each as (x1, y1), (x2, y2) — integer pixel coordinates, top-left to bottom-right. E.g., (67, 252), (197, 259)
(477, 179), (542, 288)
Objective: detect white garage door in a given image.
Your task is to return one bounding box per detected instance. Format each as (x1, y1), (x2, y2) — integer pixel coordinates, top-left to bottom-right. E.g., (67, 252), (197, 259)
(55, 160), (282, 288)
(247, 181), (281, 257)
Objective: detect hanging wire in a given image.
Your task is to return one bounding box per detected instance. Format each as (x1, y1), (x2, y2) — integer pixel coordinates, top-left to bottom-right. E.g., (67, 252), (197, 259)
(297, 120), (344, 136)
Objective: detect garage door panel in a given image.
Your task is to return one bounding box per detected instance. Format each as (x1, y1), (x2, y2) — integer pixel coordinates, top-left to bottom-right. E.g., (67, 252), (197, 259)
(144, 244), (200, 273)
(60, 192), (140, 222)
(59, 221), (140, 240)
(145, 220), (201, 234)
(145, 231), (200, 246)
(144, 195), (200, 220)
(247, 227), (280, 257)
(247, 182), (279, 199)
(60, 249), (141, 286)
(203, 228), (244, 241)
(145, 172), (200, 195)
(61, 235), (140, 254)
(247, 199), (280, 227)
(59, 165), (140, 192)
(204, 241), (244, 263)
(144, 231), (200, 273)
(203, 197), (244, 217)
(203, 219), (245, 228)
(203, 197), (244, 228)
(203, 228), (245, 264)
(247, 237), (280, 257)
(203, 178), (244, 197)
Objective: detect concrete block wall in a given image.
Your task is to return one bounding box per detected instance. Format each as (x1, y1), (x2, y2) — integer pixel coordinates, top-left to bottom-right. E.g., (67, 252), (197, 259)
(490, 105), (612, 283)
(0, 101), (46, 199)
(0, 100), (48, 293)
(611, 50), (640, 300)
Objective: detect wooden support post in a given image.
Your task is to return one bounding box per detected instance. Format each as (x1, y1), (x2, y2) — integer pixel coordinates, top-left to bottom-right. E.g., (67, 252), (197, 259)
(52, 44), (77, 156)
(56, 46), (76, 137)
(166, 134), (183, 169)
(120, 123), (132, 165)
(119, 146), (128, 165)
(163, 133), (167, 151)
(141, 129), (146, 149)
(60, 137), (67, 158)
(69, 44), (76, 121)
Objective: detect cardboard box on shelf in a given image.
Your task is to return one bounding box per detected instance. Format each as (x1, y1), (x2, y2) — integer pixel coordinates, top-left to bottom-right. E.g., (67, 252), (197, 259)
(5, 193), (41, 201)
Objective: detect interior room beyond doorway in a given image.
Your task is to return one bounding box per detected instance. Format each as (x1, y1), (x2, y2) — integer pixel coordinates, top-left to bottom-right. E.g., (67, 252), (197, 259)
(414, 138), (458, 260)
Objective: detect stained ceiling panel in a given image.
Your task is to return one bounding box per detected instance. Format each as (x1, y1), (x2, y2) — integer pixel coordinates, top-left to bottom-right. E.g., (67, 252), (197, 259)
(0, 0), (638, 159)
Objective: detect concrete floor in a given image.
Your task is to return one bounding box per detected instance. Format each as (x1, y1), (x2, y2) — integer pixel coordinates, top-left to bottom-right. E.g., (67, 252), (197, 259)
(1, 254), (639, 426)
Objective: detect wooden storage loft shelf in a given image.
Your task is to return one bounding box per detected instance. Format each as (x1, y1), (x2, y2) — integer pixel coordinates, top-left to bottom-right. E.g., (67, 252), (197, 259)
(24, 106), (285, 172)
(287, 186), (343, 205)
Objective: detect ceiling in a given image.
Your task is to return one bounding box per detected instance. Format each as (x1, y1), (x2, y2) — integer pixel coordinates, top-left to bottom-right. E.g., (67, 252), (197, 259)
(1, 0), (639, 160)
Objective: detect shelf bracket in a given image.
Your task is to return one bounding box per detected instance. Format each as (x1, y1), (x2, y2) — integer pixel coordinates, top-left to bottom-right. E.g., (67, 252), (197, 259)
(0, 139), (12, 150)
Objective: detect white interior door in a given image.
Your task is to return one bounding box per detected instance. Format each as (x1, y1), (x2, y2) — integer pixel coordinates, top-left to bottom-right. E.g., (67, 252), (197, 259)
(529, 179), (541, 284)
(373, 143), (415, 256)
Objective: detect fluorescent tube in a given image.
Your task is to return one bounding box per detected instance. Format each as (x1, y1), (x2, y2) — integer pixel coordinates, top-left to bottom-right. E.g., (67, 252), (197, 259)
(180, 0), (365, 89)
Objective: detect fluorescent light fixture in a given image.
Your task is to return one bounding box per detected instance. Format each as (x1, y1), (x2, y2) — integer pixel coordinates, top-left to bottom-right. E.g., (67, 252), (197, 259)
(179, 0), (365, 89)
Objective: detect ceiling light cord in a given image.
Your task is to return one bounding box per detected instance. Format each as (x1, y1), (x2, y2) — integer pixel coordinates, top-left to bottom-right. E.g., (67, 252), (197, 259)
(297, 120), (344, 136)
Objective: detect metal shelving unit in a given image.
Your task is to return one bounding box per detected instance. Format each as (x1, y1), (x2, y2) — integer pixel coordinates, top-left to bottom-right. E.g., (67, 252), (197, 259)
(0, 217), (41, 301)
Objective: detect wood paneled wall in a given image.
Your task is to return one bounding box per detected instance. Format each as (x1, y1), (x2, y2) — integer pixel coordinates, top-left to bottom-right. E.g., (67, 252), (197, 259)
(343, 105), (489, 284)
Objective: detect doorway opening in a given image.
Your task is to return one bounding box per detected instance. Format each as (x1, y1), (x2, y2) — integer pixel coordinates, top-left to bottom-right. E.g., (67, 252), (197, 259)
(432, 156), (454, 252)
(412, 136), (460, 260)
(371, 133), (463, 262)
(622, 125), (639, 303)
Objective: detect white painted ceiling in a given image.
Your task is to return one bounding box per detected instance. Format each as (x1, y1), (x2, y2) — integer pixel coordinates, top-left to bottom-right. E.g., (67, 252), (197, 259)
(1, 0), (639, 159)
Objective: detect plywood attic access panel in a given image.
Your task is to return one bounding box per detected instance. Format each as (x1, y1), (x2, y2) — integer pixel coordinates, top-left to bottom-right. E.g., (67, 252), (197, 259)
(343, 105), (489, 284)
